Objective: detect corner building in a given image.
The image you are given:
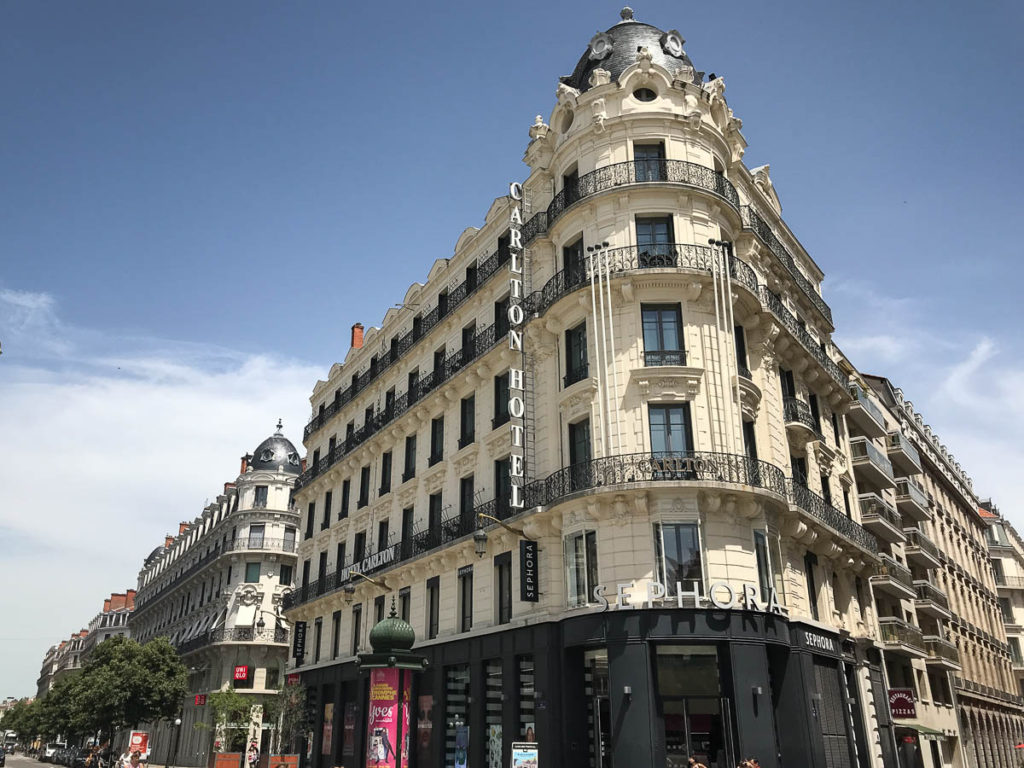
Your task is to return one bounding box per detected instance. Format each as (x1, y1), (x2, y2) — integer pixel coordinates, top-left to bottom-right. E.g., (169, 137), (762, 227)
(286, 10), (896, 768)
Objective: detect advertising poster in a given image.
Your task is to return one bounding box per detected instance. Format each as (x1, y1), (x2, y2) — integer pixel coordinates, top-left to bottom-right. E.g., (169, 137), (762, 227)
(322, 703), (335, 756)
(416, 695), (434, 768)
(486, 724), (502, 768)
(128, 731), (149, 761)
(454, 725), (469, 768)
(343, 702), (358, 758)
(511, 742), (538, 768)
(365, 668), (411, 768)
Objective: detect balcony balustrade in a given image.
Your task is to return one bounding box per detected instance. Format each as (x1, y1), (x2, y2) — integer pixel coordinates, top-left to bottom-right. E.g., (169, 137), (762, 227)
(177, 626), (289, 656)
(904, 528), (941, 569)
(886, 431), (922, 476)
(850, 437), (896, 490)
(923, 636), (961, 668)
(878, 616), (926, 656)
(914, 580), (951, 620)
(846, 384), (887, 439)
(859, 493), (906, 544)
(870, 555), (916, 600)
(895, 477), (931, 522)
(783, 397), (822, 443)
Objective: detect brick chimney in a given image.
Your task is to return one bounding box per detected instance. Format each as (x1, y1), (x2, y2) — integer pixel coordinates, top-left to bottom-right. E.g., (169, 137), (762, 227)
(164, 535), (174, 548)
(178, 522), (188, 535)
(351, 323), (364, 350)
(103, 599), (111, 612)
(240, 454), (251, 474)
(126, 590), (136, 609)
(110, 593), (126, 611)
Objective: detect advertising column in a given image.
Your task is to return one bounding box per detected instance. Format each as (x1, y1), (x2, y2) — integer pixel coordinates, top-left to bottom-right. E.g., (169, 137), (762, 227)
(365, 668), (411, 768)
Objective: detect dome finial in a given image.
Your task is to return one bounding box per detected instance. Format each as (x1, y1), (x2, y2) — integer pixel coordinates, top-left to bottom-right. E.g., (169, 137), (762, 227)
(620, 6), (634, 21)
(275, 418), (283, 435)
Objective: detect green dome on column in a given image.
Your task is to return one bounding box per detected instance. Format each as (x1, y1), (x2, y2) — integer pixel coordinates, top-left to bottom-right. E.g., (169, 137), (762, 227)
(369, 604), (416, 653)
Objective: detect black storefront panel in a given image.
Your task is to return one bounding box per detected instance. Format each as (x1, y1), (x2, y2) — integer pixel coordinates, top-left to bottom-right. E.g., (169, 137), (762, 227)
(729, 642), (778, 768)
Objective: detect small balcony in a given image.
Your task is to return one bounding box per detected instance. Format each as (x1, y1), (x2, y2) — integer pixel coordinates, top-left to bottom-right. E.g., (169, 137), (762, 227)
(895, 477), (931, 523)
(904, 528), (941, 570)
(887, 431), (922, 477)
(847, 383), (887, 439)
(850, 437), (896, 490)
(860, 492), (906, 544)
(923, 636), (961, 670)
(996, 575), (1024, 591)
(784, 397), (822, 444)
(644, 349), (687, 367)
(870, 554), (916, 600)
(914, 580), (952, 620)
(563, 364), (590, 388)
(878, 616), (927, 658)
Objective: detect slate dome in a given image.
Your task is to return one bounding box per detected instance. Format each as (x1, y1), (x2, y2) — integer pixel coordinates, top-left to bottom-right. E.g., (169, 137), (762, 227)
(560, 7), (702, 94)
(249, 420), (302, 474)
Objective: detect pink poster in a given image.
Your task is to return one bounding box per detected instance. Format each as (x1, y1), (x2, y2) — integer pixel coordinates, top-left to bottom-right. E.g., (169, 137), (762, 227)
(365, 669), (411, 768)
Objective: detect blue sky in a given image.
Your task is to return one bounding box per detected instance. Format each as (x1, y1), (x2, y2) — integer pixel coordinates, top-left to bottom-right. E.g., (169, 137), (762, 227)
(2, 1), (1022, 697)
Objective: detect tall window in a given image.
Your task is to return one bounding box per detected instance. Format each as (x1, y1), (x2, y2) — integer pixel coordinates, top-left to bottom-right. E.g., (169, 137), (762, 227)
(804, 553), (820, 621)
(305, 502), (315, 539)
(569, 419), (592, 466)
(351, 604), (362, 656)
(496, 552), (512, 625)
(754, 530), (772, 602)
(340, 479), (351, 519)
(742, 421), (758, 461)
(379, 451), (392, 496)
(399, 587), (411, 622)
(495, 458), (511, 516)
(357, 465), (370, 508)
(808, 394), (822, 432)
(642, 304), (685, 366)
(493, 372), (510, 428)
(734, 325), (750, 377)
(401, 507), (414, 559)
(495, 295), (510, 338)
(565, 530), (599, 607)
(649, 403), (694, 455)
(403, 434), (417, 481)
(459, 395), (476, 448)
(820, 473), (832, 506)
(247, 524), (265, 549)
(460, 475), (475, 529)
(375, 595), (386, 624)
(429, 416), (445, 465)
(254, 485), (268, 507)
(654, 523), (702, 596)
(779, 367), (797, 399)
(562, 167), (580, 205)
(331, 610), (341, 660)
(313, 617), (323, 663)
(245, 562), (261, 583)
(564, 322), (588, 387)
(428, 492), (443, 547)
(458, 565), (474, 632)
(377, 519), (390, 552)
(336, 543), (346, 574)
(461, 323), (476, 357)
(353, 531), (366, 563)
(634, 142), (666, 182)
(636, 215), (674, 259)
(791, 454), (808, 486)
(321, 492), (331, 529)
(427, 577), (440, 639)
(279, 564), (293, 586)
(563, 236), (585, 282)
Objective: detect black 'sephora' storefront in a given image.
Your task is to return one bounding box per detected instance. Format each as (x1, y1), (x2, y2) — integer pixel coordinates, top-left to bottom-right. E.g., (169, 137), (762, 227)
(299, 609), (889, 768)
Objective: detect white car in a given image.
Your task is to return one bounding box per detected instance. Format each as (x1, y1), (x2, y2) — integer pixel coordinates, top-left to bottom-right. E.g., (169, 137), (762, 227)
(44, 743), (66, 761)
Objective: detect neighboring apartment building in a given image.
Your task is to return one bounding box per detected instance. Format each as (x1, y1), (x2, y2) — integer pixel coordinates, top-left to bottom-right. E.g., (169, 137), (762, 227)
(51, 630), (89, 686)
(81, 590), (136, 660)
(981, 504), (1024, 697)
(129, 424), (301, 767)
(284, 9), (897, 768)
(35, 644), (59, 700)
(865, 375), (1024, 767)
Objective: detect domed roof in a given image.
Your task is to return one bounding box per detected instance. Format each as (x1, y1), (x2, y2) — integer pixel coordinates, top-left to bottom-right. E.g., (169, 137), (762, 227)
(369, 610), (416, 653)
(249, 420), (302, 475)
(560, 7), (702, 94)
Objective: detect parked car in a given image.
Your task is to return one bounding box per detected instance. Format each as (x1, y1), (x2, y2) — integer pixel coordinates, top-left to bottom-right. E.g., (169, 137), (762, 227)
(43, 743), (66, 763)
(71, 748), (89, 768)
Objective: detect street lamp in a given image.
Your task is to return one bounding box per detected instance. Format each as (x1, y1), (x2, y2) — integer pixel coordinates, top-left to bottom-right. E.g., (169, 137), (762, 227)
(342, 571), (390, 602)
(474, 512), (537, 558)
(169, 717), (182, 768)
(255, 609), (287, 634)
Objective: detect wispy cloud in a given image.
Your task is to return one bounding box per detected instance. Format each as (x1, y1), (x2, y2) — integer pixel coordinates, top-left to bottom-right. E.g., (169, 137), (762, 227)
(0, 287), (321, 697)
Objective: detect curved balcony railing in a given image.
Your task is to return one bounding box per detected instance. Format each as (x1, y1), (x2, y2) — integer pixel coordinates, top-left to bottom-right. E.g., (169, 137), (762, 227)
(286, 451), (878, 612)
(758, 287), (847, 389)
(787, 480), (879, 554)
(547, 160), (739, 223)
(177, 625), (289, 656)
(563, 364), (589, 388)
(740, 206), (833, 327)
(783, 397), (820, 436)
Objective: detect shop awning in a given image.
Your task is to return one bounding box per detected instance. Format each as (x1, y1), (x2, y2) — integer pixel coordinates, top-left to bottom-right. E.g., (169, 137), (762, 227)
(895, 723), (946, 739)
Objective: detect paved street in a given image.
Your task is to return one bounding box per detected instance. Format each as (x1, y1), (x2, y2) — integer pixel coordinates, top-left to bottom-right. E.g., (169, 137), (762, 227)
(5, 754), (39, 768)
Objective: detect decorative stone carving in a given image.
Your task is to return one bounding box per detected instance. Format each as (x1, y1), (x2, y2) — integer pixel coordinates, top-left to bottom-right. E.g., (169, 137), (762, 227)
(587, 32), (614, 61)
(453, 444), (479, 475)
(751, 164), (782, 215)
(592, 97), (607, 133)
(632, 365), (704, 401)
(660, 30), (686, 58)
(528, 115), (550, 142)
(703, 76), (726, 103)
(588, 68), (611, 87)
(635, 46), (654, 73)
(397, 483), (418, 507)
(423, 461), (446, 492)
(236, 585), (261, 606)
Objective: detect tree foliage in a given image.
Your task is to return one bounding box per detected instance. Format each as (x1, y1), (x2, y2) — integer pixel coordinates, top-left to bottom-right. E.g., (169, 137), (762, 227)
(261, 681), (309, 754)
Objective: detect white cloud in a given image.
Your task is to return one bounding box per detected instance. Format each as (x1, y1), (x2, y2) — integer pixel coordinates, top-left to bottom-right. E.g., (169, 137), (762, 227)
(0, 288), (322, 698)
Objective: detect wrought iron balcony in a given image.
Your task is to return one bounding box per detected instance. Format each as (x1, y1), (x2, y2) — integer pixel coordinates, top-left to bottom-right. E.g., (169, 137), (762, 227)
(904, 528), (940, 569)
(871, 554), (915, 599)
(563, 364), (590, 388)
(846, 384), (887, 439)
(284, 451), (879, 611)
(740, 206), (833, 327)
(886, 431), (922, 476)
(849, 438), (896, 490)
(177, 626), (289, 655)
(996, 575), (1024, 590)
(548, 159), (739, 223)
(895, 477), (931, 522)
(878, 616), (926, 656)
(644, 350), (687, 367)
(783, 397), (822, 442)
(737, 362), (752, 380)
(859, 493), (905, 543)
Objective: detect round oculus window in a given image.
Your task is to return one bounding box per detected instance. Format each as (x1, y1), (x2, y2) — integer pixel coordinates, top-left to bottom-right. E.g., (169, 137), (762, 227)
(633, 88), (657, 102)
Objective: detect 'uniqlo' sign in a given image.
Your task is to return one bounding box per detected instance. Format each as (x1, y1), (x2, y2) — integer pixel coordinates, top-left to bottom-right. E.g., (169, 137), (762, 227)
(194, 694), (207, 706)
(234, 665), (249, 681)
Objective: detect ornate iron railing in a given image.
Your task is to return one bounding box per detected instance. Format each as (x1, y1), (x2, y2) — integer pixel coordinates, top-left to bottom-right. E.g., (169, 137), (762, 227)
(787, 480), (879, 554)
(758, 287), (847, 389)
(783, 397), (820, 435)
(872, 555), (914, 590)
(548, 160), (739, 223)
(644, 350), (687, 367)
(740, 206), (833, 326)
(914, 581), (949, 611)
(287, 451), (881, 611)
(177, 626), (289, 655)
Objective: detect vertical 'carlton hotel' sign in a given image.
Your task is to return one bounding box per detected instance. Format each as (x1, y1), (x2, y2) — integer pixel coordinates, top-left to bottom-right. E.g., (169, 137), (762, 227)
(507, 182), (527, 510)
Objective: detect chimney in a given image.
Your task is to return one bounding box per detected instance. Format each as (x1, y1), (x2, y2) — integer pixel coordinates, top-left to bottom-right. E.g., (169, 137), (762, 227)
(103, 599), (111, 612)
(110, 593), (126, 611)
(126, 590), (137, 609)
(164, 535), (174, 548)
(351, 323), (364, 350)
(178, 522), (188, 535)
(301, 457), (307, 471)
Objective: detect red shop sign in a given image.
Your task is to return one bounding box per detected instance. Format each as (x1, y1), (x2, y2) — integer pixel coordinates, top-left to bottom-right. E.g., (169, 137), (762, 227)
(234, 665), (249, 681)
(889, 688), (916, 719)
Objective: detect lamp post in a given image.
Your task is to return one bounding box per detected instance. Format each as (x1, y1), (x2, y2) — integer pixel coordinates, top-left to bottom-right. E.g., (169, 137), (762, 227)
(169, 717), (182, 768)
(342, 571), (390, 602)
(473, 512), (536, 558)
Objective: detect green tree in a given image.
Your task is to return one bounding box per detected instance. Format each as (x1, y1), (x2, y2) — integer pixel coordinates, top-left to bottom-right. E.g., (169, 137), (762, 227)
(3, 699), (42, 744)
(261, 681), (309, 754)
(204, 687), (260, 753)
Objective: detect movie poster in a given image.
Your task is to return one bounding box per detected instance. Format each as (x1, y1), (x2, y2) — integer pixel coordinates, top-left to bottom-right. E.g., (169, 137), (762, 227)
(365, 668), (411, 768)
(322, 703), (334, 756)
